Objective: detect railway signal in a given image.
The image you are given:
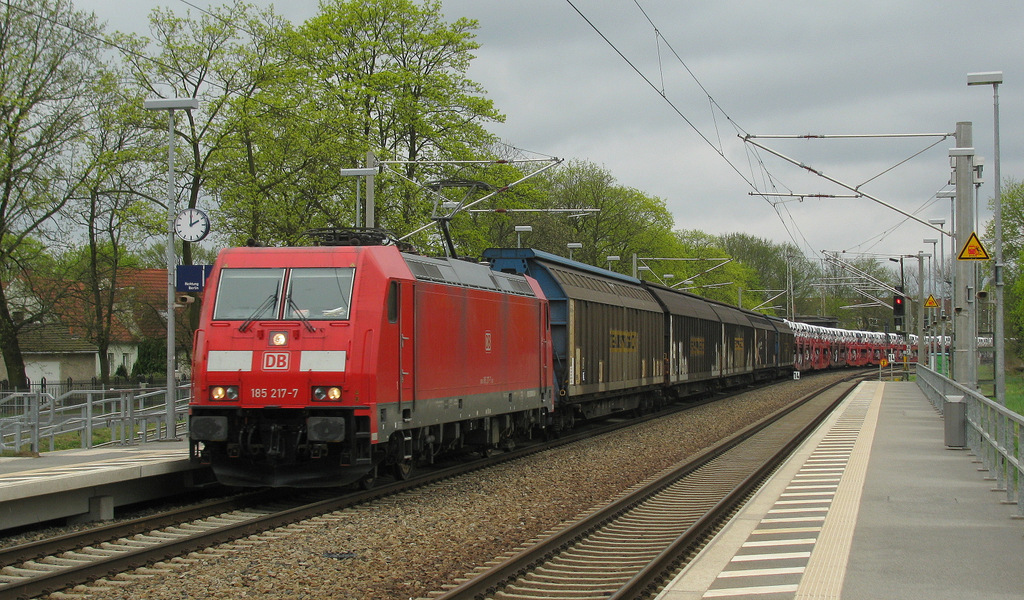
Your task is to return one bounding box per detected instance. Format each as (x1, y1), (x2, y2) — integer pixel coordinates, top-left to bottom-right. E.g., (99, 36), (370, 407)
(893, 286), (905, 331)
(893, 294), (905, 316)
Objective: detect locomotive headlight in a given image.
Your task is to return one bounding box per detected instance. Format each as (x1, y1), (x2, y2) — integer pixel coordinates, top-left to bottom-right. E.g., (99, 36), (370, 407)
(312, 386), (342, 401)
(270, 331), (288, 346)
(211, 385), (239, 401)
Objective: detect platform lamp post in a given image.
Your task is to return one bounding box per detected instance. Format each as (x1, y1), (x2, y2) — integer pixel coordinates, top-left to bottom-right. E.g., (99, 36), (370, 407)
(515, 225), (532, 248)
(567, 242), (582, 260)
(936, 191), (957, 370)
(925, 239), (938, 367)
(968, 71), (1005, 405)
(929, 219), (948, 375)
(917, 251), (929, 368)
(607, 255), (620, 271)
(144, 97), (199, 439)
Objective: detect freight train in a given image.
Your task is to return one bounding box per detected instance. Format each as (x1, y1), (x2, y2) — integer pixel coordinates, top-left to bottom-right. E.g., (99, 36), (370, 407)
(787, 320), (913, 371)
(187, 231), (908, 487)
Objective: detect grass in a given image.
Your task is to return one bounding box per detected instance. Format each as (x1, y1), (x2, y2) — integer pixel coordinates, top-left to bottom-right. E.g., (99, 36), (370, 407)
(1, 421), (183, 455)
(1004, 371), (1024, 417)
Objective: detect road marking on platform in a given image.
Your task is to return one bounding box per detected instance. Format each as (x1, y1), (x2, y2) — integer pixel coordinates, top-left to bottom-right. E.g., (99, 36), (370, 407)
(704, 584), (800, 597)
(690, 382), (880, 600)
(0, 451), (187, 484)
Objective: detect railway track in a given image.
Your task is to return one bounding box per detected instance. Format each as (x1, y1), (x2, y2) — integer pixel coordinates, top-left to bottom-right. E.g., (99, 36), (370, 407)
(0, 392), (707, 600)
(0, 374), (851, 600)
(0, 489), (325, 600)
(429, 375), (863, 600)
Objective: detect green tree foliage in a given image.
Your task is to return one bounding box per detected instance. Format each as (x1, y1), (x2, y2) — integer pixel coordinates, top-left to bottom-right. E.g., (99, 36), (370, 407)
(525, 160), (676, 264)
(0, 0), (104, 388)
(60, 66), (164, 384)
(131, 338), (166, 379)
(113, 0), (278, 259)
(719, 234), (808, 312)
(986, 178), (1024, 358)
(671, 230), (756, 306)
(202, 7), (346, 246)
(286, 0), (504, 240)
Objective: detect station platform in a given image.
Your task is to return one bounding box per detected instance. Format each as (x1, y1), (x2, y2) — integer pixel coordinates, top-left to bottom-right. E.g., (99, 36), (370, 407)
(658, 380), (1024, 600)
(0, 439), (210, 531)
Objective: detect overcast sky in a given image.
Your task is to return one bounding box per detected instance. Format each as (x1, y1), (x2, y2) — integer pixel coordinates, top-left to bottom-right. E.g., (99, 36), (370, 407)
(77, 0), (1023, 264)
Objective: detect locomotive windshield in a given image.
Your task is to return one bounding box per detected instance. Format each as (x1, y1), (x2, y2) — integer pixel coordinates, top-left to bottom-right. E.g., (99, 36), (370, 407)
(284, 268), (354, 320)
(213, 268), (285, 320)
(212, 267), (354, 322)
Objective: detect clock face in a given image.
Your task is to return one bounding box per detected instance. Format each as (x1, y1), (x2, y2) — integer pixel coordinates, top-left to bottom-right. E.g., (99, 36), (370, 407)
(174, 208), (210, 242)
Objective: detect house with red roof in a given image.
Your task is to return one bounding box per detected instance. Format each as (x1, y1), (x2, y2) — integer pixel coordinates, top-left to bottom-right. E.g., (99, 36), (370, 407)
(0, 268), (196, 390)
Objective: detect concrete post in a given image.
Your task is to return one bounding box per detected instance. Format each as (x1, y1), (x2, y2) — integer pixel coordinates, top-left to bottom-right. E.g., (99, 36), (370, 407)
(917, 251), (927, 367)
(952, 122), (977, 389)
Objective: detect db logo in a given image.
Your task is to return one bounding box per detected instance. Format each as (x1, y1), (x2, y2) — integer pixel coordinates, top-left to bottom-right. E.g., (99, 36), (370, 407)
(262, 352), (290, 371)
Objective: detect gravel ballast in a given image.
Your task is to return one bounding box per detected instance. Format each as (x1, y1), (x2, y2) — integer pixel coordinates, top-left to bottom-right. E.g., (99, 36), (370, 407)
(45, 373), (854, 600)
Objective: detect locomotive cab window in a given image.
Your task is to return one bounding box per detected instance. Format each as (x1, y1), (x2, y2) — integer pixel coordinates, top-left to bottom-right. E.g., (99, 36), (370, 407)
(213, 268), (285, 320)
(284, 268), (355, 320)
(387, 281), (399, 323)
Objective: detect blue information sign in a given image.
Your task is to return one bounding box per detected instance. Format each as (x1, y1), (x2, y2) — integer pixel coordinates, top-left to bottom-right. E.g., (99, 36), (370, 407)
(176, 265), (213, 292)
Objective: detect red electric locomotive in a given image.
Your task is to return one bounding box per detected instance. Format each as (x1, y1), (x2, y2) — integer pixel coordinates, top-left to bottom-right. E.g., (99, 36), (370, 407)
(189, 232), (554, 487)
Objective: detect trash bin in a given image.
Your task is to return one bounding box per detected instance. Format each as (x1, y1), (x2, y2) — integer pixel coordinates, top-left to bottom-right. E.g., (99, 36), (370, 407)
(943, 395), (966, 448)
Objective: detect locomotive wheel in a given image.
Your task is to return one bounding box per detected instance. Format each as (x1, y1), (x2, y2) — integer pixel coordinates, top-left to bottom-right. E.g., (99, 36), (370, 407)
(392, 459), (415, 480)
(358, 465), (378, 490)
(389, 432), (416, 480)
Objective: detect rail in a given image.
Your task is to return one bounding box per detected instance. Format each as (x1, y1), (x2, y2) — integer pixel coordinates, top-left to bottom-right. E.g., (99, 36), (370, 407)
(0, 384), (189, 453)
(916, 365), (1023, 516)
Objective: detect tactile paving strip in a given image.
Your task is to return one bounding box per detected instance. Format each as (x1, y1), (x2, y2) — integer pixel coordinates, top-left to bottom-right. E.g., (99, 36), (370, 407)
(698, 382), (883, 599)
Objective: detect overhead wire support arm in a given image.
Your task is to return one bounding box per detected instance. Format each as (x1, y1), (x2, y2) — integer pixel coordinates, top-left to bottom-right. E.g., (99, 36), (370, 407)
(398, 157), (564, 243)
(750, 192), (862, 201)
(822, 251), (907, 300)
(378, 158), (557, 166)
(744, 132), (955, 140)
(741, 136), (947, 236)
(751, 290), (787, 311)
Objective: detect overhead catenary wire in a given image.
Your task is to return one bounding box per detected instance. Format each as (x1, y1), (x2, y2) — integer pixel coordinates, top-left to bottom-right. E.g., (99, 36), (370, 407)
(567, 0), (823, 258)
(573, 1), (965, 264)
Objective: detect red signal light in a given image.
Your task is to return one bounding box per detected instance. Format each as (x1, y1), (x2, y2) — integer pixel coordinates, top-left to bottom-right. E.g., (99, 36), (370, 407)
(893, 295), (905, 316)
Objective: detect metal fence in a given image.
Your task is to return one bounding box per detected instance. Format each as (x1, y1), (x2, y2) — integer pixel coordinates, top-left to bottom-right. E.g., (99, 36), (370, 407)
(0, 376), (166, 399)
(916, 365), (1023, 516)
(0, 384), (189, 454)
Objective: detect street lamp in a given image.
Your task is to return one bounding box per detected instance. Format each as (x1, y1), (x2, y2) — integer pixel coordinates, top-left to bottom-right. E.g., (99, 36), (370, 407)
(968, 70), (1005, 405)
(925, 238), (939, 368)
(936, 190), (956, 248)
(567, 242), (582, 260)
(144, 97), (199, 439)
(917, 251), (929, 368)
(514, 225), (532, 248)
(930, 218), (948, 375)
(607, 255), (620, 271)
(935, 191), (957, 352)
